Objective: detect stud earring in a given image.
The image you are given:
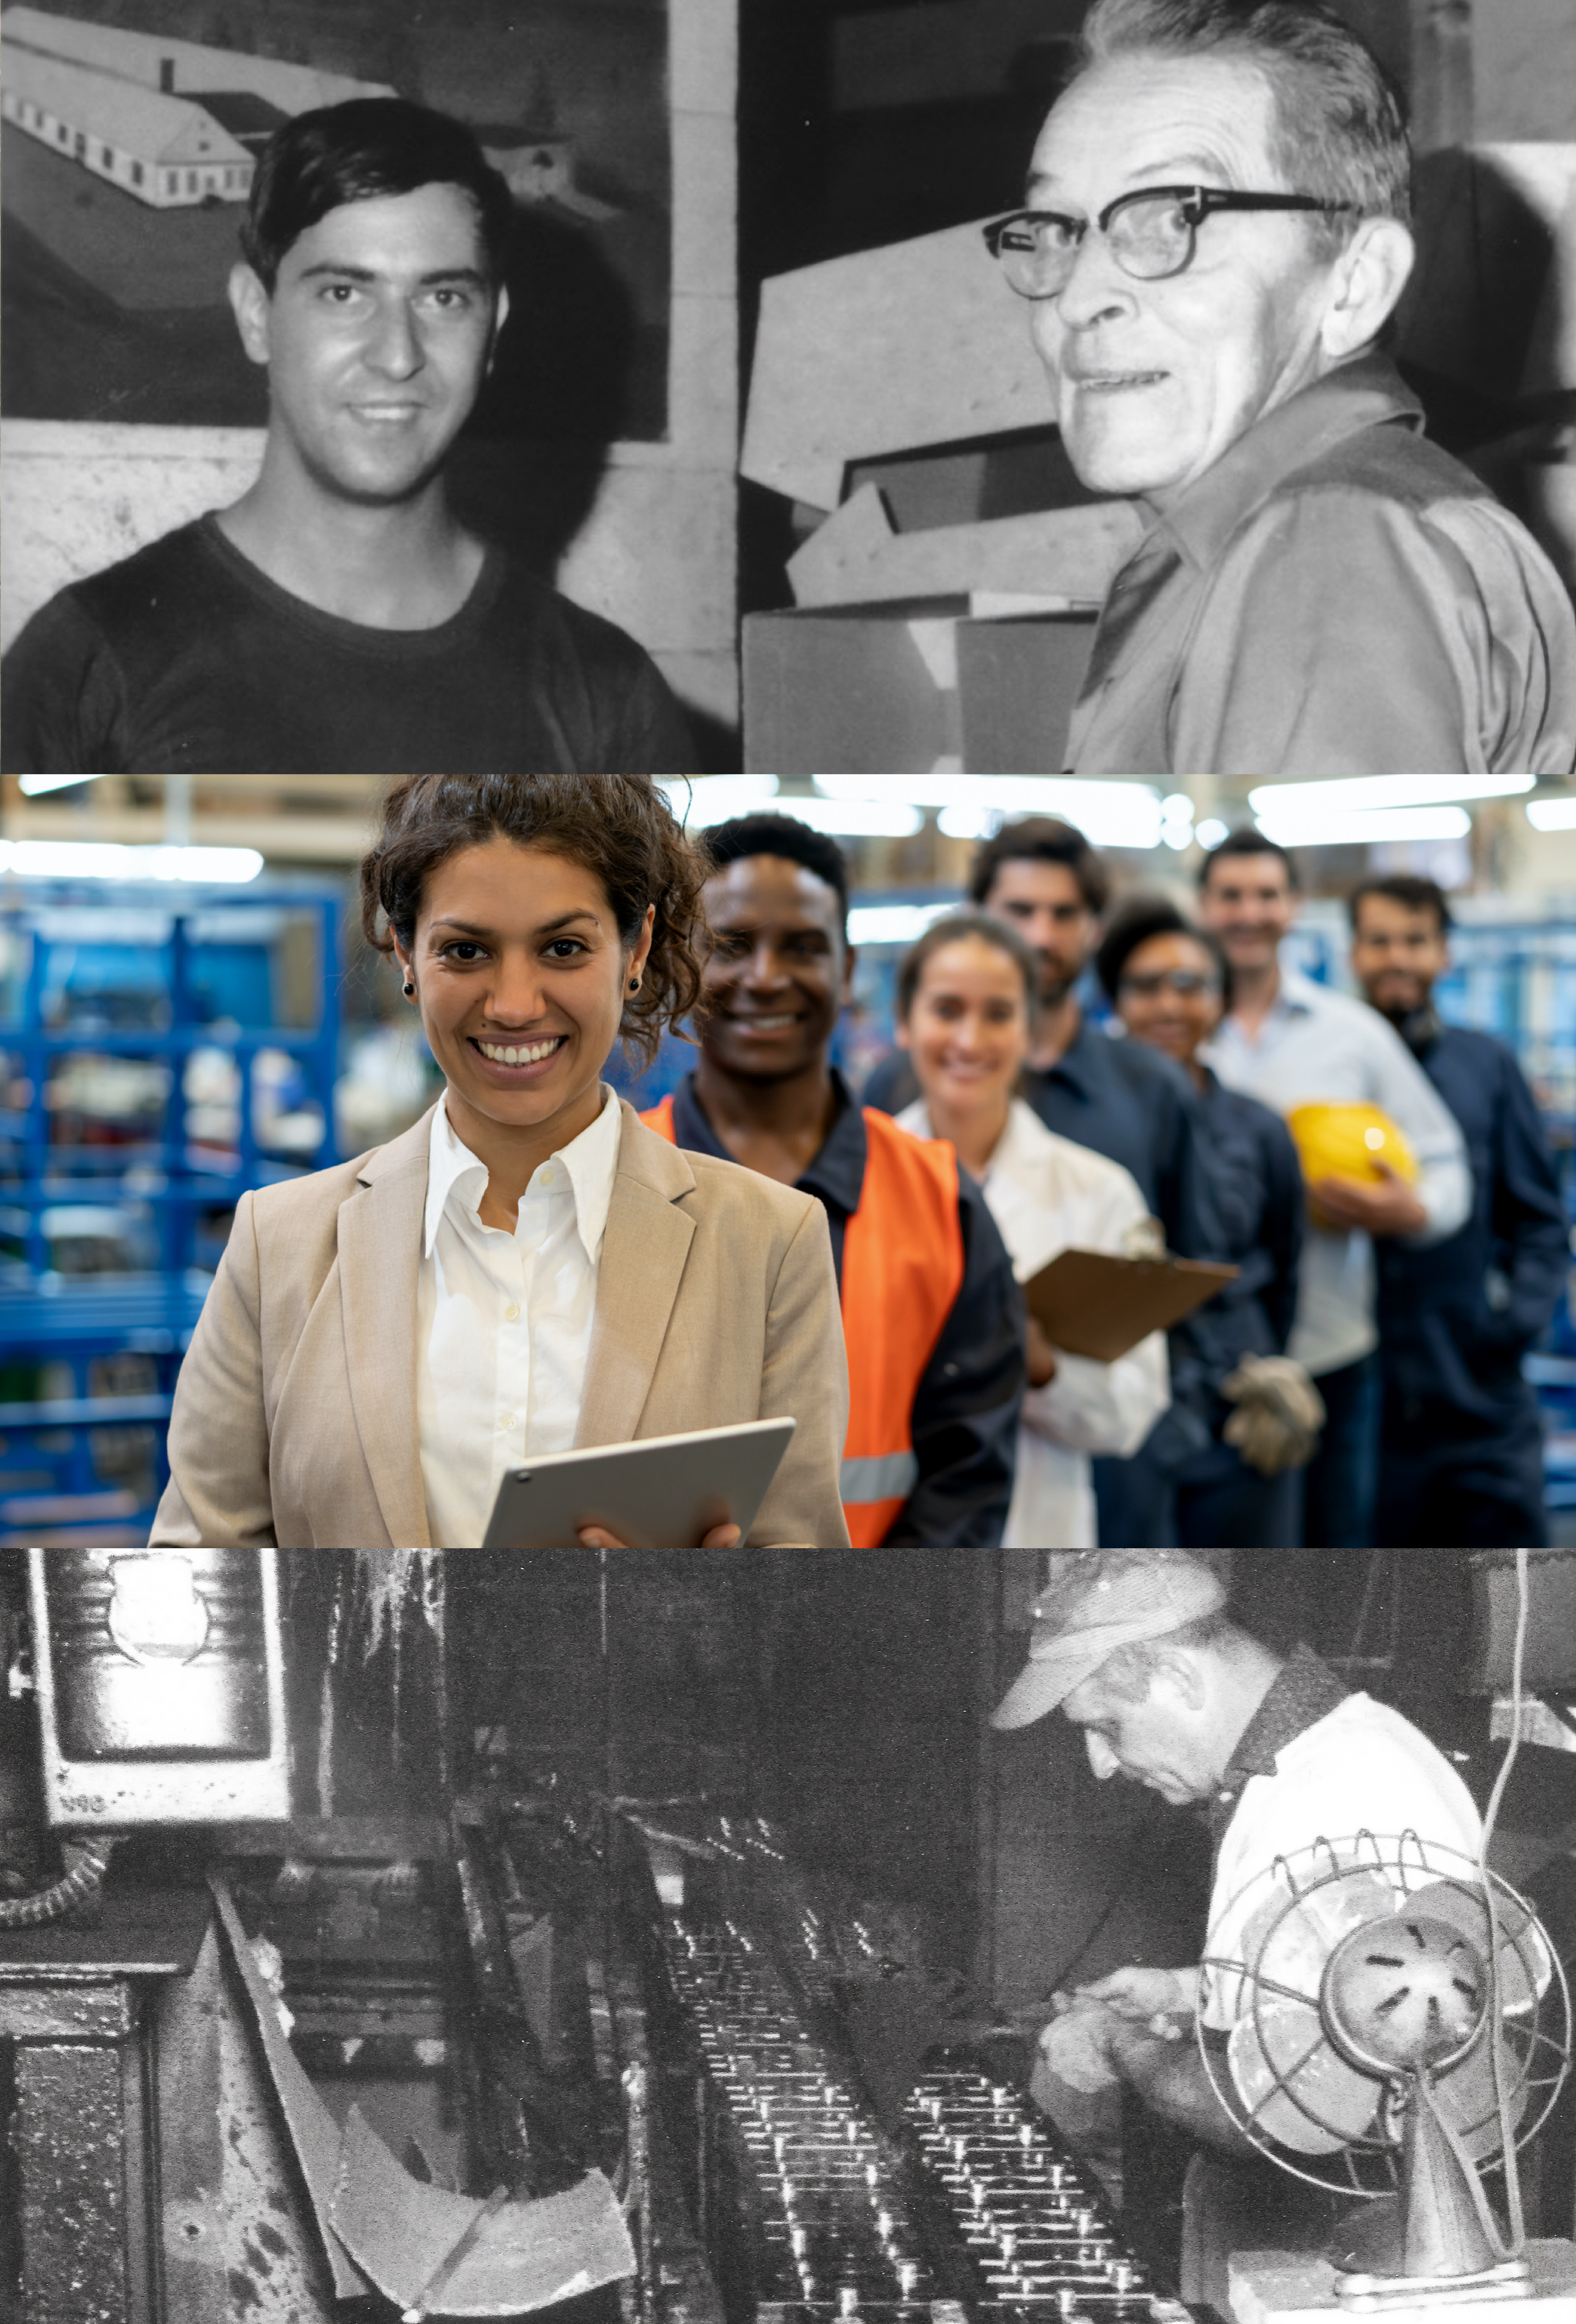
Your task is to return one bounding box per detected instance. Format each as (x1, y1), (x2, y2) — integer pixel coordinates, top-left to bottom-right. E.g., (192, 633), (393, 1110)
(403, 980), (415, 997)
(629, 977), (641, 993)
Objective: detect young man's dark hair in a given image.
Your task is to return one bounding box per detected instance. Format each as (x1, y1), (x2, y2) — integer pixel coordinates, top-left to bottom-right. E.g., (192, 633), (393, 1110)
(1197, 827), (1301, 888)
(703, 812), (850, 938)
(1348, 873), (1452, 934)
(240, 97), (517, 294)
(1094, 896), (1232, 1006)
(969, 817), (1111, 915)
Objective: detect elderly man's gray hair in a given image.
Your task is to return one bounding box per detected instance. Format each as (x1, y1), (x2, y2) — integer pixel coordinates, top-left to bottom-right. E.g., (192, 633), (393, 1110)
(1077, 0), (1412, 256)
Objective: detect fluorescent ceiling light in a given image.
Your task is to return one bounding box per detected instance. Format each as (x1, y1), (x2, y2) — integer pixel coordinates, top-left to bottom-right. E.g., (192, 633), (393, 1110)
(1527, 795), (1576, 831)
(1253, 806), (1471, 847)
(656, 776), (780, 827)
(16, 773), (114, 797)
(0, 842), (264, 883)
(771, 796), (922, 838)
(1196, 818), (1230, 849)
(847, 900), (958, 946)
(1249, 773), (1532, 814)
(817, 775), (1163, 844)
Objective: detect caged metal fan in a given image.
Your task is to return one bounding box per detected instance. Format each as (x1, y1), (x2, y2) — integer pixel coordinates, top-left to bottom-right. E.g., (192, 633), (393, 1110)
(1198, 1832), (1572, 2313)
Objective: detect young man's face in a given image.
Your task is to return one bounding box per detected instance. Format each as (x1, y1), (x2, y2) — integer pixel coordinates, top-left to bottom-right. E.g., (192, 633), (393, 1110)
(1197, 849), (1296, 979)
(1350, 891), (1449, 1022)
(230, 182), (506, 507)
(980, 859), (1098, 1009)
(698, 857), (853, 1084)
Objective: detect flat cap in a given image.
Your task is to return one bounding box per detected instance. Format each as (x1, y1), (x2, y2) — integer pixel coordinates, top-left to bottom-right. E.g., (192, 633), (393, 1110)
(991, 1549), (1228, 1730)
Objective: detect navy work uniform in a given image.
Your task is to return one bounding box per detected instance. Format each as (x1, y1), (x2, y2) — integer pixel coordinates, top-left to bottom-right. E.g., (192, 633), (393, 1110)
(1375, 1013), (1568, 1546)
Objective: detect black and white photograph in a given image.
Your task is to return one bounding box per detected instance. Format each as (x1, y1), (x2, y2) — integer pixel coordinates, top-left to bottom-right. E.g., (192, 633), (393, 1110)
(2, 1), (1576, 769)
(1, 0), (673, 438)
(0, 1546), (1574, 2324)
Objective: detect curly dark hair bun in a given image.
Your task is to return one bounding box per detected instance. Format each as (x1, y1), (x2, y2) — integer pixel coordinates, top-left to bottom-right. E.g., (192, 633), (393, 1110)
(359, 775), (709, 1071)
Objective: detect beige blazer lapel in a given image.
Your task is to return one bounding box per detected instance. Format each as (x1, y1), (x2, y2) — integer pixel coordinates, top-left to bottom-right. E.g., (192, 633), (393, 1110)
(335, 1108), (434, 1548)
(575, 1102), (698, 1450)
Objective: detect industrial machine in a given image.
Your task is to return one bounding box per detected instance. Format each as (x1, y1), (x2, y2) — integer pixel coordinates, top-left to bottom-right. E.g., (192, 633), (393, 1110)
(1198, 1832), (1575, 2322)
(3, 1548), (289, 1931)
(635, 1808), (1187, 2324)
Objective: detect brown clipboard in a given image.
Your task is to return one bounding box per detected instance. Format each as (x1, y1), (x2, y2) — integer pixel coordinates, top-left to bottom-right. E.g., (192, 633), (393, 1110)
(1022, 1247), (1239, 1363)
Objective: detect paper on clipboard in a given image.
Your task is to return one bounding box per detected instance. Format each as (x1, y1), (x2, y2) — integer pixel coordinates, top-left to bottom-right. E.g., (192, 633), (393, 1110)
(1023, 1247), (1238, 1363)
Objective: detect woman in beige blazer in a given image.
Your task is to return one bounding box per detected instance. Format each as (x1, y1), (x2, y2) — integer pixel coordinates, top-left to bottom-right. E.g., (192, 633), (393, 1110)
(150, 775), (851, 1551)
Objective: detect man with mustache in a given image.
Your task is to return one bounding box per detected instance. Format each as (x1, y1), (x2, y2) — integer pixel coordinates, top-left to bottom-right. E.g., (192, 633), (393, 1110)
(985, 0), (1576, 775)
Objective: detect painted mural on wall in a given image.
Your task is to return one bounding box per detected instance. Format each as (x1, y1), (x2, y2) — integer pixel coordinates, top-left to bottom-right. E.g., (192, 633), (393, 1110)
(0, 0), (671, 438)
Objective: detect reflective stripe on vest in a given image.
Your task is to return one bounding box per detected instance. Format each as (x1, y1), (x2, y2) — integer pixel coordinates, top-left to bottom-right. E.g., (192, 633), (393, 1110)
(838, 1109), (962, 1543)
(639, 1096), (963, 1546)
(838, 1449), (919, 1507)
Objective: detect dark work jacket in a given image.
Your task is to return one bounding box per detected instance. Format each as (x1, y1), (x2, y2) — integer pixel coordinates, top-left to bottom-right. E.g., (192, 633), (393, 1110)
(669, 1072), (1025, 1548)
(1376, 1021), (1567, 1442)
(1196, 1067), (1303, 1356)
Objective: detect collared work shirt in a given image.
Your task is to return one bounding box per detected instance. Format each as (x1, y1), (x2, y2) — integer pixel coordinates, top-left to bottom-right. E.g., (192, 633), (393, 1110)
(1201, 1654), (1483, 2030)
(669, 1070), (1024, 1547)
(415, 1086), (622, 1549)
(1067, 350), (1576, 777)
(896, 1096), (1169, 1549)
(1204, 967), (1471, 1377)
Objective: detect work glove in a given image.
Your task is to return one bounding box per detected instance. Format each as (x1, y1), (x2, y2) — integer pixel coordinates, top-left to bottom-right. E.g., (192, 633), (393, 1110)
(1221, 1354), (1325, 1476)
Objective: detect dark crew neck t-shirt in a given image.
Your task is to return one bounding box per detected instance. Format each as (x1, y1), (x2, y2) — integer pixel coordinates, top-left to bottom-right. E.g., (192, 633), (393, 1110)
(1, 513), (695, 774)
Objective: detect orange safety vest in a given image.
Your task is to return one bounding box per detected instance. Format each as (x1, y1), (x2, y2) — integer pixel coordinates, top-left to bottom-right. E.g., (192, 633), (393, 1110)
(640, 1095), (965, 1545)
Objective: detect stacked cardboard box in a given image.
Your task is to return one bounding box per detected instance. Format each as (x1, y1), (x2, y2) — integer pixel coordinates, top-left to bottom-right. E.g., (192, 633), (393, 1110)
(739, 218), (1144, 772)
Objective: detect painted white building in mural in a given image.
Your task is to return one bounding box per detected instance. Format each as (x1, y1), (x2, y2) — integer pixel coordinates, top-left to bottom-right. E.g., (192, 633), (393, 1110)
(0, 6), (394, 209)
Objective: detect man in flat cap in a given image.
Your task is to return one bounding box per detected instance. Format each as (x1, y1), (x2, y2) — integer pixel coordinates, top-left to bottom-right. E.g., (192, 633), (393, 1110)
(995, 1550), (1481, 2303)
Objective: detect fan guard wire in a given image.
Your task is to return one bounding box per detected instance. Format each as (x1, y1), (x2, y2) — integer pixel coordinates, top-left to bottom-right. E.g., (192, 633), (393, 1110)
(1198, 1823), (1570, 2200)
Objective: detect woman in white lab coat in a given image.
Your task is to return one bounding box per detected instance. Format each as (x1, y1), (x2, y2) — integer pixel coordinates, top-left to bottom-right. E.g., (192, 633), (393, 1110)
(891, 912), (1169, 1548)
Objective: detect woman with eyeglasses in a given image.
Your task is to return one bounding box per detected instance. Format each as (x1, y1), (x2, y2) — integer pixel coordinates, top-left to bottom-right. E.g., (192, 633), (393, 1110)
(891, 911), (1168, 1551)
(1095, 898), (1311, 1549)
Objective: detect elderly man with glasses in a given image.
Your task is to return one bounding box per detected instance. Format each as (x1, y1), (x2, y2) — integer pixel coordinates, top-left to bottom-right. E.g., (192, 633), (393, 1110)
(983, 0), (1576, 778)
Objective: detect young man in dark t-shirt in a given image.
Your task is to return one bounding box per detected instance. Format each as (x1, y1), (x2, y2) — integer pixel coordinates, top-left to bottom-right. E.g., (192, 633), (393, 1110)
(1, 99), (692, 775)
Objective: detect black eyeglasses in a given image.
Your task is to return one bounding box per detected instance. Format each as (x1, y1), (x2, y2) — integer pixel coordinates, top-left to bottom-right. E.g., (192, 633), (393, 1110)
(1118, 969), (1222, 999)
(983, 185), (1355, 299)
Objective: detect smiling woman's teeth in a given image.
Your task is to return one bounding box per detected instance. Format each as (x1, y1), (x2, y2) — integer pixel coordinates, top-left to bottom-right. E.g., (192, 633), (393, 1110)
(477, 1036), (565, 1064)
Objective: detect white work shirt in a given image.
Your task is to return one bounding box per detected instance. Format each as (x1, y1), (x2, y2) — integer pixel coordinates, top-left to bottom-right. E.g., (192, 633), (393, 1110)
(895, 1096), (1169, 1549)
(416, 1087), (622, 1549)
(1203, 965), (1471, 1376)
(1203, 1687), (1483, 2029)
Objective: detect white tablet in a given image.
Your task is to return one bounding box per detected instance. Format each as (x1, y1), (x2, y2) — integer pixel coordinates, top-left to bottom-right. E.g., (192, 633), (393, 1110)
(480, 1417), (798, 1549)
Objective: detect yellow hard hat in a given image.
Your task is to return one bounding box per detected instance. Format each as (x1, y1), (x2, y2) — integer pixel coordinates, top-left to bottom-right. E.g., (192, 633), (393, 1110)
(1287, 1101), (1419, 1187)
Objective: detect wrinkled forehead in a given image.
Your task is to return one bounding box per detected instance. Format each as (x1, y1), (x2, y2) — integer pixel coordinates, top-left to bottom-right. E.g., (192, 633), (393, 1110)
(1028, 50), (1283, 209)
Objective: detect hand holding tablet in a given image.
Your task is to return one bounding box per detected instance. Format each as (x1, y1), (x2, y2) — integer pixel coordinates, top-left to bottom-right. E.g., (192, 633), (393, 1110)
(577, 1519), (742, 1549)
(481, 1417), (797, 1550)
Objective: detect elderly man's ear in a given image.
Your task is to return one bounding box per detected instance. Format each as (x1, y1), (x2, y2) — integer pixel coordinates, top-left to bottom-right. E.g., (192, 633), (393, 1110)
(1317, 217), (1416, 364)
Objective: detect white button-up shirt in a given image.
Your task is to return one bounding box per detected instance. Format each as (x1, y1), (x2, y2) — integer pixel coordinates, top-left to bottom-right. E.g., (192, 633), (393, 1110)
(416, 1087), (622, 1548)
(896, 1096), (1170, 1550)
(1203, 965), (1471, 1377)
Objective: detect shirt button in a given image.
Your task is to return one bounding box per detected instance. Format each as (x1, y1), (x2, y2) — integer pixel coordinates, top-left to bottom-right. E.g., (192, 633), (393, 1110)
(540, 1166), (555, 1185)
(505, 1303), (520, 1322)
(499, 1412), (518, 1432)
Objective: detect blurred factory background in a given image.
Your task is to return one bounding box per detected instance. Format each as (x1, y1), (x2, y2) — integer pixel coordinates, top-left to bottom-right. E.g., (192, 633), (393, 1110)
(2, 768), (1574, 1548)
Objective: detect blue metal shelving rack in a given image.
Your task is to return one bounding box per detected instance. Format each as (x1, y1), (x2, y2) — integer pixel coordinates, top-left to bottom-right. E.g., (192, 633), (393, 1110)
(0, 876), (343, 1544)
